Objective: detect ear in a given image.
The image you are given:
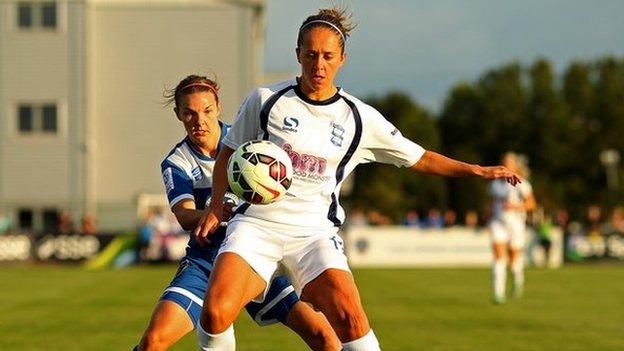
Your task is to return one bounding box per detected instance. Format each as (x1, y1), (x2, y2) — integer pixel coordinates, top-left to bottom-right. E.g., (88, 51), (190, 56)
(295, 47), (301, 64)
(340, 52), (347, 67)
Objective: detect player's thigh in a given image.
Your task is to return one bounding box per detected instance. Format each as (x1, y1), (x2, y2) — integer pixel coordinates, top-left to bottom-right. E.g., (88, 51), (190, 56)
(140, 300), (193, 349)
(212, 220), (283, 304)
(206, 252), (267, 311)
(490, 221), (510, 258)
(301, 268), (370, 336)
(508, 220), (527, 251)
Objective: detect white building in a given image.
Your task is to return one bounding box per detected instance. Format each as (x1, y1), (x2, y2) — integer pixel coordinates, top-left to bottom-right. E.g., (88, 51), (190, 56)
(0, 0), (265, 231)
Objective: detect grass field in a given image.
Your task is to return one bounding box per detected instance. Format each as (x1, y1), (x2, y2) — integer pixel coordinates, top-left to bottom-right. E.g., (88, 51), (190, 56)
(1, 264), (623, 350)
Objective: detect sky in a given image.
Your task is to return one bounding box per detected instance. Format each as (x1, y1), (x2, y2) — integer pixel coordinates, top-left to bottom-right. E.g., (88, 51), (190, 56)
(264, 0), (624, 112)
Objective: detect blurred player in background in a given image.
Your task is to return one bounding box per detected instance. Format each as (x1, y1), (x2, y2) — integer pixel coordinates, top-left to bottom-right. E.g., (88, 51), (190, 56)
(134, 75), (339, 351)
(489, 152), (536, 304)
(193, 7), (520, 351)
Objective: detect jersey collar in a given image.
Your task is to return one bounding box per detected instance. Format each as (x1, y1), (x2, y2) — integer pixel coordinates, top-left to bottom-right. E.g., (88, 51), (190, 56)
(294, 77), (342, 106)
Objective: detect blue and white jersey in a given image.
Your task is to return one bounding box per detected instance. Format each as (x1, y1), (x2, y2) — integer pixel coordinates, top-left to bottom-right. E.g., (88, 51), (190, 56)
(160, 122), (230, 252)
(224, 79), (425, 232)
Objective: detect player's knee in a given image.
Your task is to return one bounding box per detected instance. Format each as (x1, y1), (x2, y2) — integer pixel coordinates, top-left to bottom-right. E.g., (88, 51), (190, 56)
(138, 330), (168, 351)
(330, 301), (370, 341)
(200, 297), (238, 333)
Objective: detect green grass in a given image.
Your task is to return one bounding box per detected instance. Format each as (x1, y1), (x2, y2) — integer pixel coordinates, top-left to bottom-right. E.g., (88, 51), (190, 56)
(1, 264), (623, 350)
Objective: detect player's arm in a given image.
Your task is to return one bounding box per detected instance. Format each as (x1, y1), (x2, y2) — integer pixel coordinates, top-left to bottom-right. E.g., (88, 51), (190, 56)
(411, 150), (521, 185)
(194, 146), (235, 243)
(171, 200), (204, 231)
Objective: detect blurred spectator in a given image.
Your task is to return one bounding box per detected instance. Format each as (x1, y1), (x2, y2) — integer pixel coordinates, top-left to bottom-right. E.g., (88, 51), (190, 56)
(0, 211), (11, 234)
(80, 214), (97, 235)
(57, 210), (74, 234)
(603, 206), (624, 235)
(464, 210), (479, 230)
(347, 207), (368, 227)
(402, 209), (421, 227)
(138, 209), (155, 262)
(443, 209), (457, 228)
(586, 205), (602, 239)
(366, 210), (392, 226)
(422, 208), (444, 228)
(555, 209), (570, 232)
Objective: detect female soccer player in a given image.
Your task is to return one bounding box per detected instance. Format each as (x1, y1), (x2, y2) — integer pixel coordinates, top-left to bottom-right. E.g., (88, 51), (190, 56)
(194, 8), (521, 350)
(488, 152), (536, 304)
(135, 75), (340, 351)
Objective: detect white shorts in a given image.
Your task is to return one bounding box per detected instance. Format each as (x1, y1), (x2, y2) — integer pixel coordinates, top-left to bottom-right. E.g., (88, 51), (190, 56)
(218, 219), (350, 301)
(489, 218), (526, 249)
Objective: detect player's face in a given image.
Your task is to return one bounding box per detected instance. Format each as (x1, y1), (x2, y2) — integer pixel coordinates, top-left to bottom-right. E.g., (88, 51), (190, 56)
(296, 27), (346, 96)
(175, 91), (221, 150)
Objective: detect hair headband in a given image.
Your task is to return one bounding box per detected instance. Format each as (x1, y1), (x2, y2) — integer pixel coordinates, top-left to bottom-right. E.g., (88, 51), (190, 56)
(179, 82), (218, 98)
(299, 20), (346, 45)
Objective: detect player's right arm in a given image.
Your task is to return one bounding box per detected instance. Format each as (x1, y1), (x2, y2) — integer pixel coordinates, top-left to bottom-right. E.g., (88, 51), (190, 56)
(194, 89), (263, 244)
(194, 146), (234, 244)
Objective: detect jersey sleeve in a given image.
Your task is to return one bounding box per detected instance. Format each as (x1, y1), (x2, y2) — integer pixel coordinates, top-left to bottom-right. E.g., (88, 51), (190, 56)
(161, 160), (194, 209)
(223, 89), (262, 150)
(357, 105), (425, 167)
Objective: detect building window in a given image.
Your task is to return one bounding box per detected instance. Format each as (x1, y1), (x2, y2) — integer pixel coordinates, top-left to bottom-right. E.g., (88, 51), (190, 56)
(42, 209), (59, 232)
(17, 103), (58, 134)
(17, 1), (57, 30)
(18, 208), (34, 230)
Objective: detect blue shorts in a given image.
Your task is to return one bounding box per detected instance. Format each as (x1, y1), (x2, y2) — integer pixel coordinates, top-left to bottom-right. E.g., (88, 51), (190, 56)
(160, 256), (299, 327)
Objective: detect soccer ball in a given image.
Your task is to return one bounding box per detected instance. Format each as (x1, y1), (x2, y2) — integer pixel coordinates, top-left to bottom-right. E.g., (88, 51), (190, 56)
(227, 140), (293, 205)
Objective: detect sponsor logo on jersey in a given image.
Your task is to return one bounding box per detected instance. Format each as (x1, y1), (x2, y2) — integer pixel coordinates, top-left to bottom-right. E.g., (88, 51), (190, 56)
(163, 167), (174, 193)
(391, 128), (399, 136)
(282, 143), (331, 183)
(191, 166), (202, 181)
(330, 123), (345, 147)
(282, 116), (299, 133)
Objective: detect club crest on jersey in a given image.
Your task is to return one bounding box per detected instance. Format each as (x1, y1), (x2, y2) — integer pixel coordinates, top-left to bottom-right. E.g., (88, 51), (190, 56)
(330, 123), (345, 147)
(282, 116), (299, 133)
(191, 166), (202, 181)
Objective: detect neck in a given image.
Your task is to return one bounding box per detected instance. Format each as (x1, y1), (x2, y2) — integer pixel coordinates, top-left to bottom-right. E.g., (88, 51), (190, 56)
(299, 78), (337, 101)
(189, 133), (220, 158)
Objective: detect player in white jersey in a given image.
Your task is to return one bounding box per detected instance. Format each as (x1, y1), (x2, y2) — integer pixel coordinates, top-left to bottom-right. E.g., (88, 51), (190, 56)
(488, 152), (536, 304)
(135, 75), (340, 351)
(193, 8), (521, 351)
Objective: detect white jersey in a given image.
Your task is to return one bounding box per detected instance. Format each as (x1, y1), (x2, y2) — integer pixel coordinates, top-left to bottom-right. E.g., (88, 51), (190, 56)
(224, 79), (425, 231)
(489, 178), (533, 222)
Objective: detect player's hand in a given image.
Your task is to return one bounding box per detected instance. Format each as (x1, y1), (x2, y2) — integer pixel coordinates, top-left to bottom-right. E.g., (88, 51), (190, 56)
(193, 205), (223, 246)
(478, 165), (521, 186)
(222, 203), (236, 222)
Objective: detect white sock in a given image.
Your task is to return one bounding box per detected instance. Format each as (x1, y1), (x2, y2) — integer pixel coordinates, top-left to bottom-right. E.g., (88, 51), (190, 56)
(492, 259), (506, 298)
(197, 322), (236, 351)
(341, 329), (381, 351)
(512, 257), (524, 287)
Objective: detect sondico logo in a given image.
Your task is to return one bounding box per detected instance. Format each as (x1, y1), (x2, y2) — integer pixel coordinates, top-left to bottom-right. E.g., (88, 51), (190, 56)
(282, 116), (299, 133)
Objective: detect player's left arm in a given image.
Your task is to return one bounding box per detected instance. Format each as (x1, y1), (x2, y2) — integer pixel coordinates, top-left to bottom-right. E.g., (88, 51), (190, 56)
(410, 150), (521, 185)
(173, 200), (235, 232)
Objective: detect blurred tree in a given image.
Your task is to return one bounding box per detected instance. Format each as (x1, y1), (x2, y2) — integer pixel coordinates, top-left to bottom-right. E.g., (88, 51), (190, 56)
(346, 92), (446, 222)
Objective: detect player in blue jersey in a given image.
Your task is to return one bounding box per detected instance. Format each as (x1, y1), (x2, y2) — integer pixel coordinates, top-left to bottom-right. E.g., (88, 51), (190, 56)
(134, 75), (340, 351)
(193, 7), (522, 351)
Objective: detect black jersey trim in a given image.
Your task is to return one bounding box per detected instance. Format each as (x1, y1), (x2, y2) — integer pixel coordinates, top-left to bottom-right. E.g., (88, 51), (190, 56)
(327, 95), (363, 227)
(233, 202), (251, 218)
(260, 85), (295, 140)
(293, 81), (342, 106)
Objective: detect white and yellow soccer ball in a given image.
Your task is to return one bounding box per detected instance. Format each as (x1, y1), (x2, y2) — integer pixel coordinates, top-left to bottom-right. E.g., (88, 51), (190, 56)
(227, 140), (293, 205)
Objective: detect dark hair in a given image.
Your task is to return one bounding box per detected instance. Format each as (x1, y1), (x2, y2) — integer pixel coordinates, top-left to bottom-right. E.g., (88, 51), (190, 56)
(164, 74), (219, 108)
(296, 7), (356, 53)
